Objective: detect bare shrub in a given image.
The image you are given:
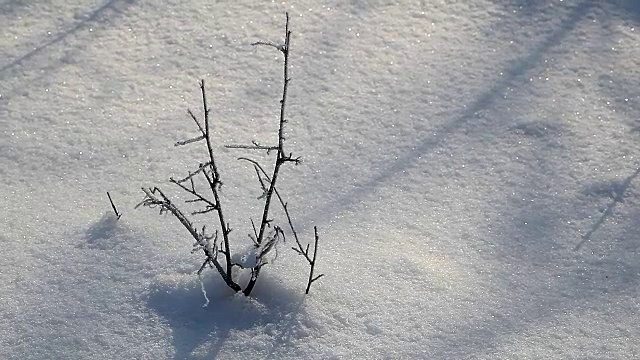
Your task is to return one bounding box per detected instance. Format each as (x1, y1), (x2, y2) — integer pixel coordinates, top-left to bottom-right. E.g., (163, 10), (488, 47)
(137, 13), (322, 296)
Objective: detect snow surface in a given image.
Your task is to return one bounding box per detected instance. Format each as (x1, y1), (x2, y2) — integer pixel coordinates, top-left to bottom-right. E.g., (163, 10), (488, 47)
(2, 0), (640, 359)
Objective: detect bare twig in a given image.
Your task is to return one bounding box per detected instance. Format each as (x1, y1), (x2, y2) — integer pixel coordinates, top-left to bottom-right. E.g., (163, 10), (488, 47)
(169, 176), (218, 213)
(106, 191), (122, 219)
(242, 12), (293, 296)
(251, 40), (286, 53)
(306, 227), (324, 293)
(172, 162), (211, 184)
(137, 79), (240, 293)
(225, 140), (278, 153)
(238, 156), (322, 293)
(250, 218), (259, 245)
(225, 144), (278, 150)
(187, 109), (205, 134)
(195, 79), (235, 283)
(289, 227), (323, 294)
(175, 134), (206, 146)
(137, 187), (241, 292)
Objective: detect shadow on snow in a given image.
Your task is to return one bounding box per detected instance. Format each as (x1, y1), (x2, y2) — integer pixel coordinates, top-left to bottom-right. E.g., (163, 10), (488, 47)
(146, 272), (311, 360)
(0, 0), (135, 77)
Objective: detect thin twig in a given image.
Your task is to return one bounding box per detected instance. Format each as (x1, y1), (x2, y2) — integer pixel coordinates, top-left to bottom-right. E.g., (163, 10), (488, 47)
(172, 162), (211, 184)
(250, 218), (259, 244)
(187, 109), (205, 134)
(243, 12), (293, 296)
(137, 187), (241, 292)
(198, 79), (235, 283)
(305, 226), (323, 294)
(238, 156), (322, 293)
(175, 135), (206, 146)
(225, 144), (279, 151)
(251, 40), (286, 53)
(106, 191), (122, 219)
(169, 176), (218, 211)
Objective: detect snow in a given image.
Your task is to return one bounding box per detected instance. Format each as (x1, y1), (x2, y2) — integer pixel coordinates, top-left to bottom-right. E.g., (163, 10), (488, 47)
(2, 0), (640, 358)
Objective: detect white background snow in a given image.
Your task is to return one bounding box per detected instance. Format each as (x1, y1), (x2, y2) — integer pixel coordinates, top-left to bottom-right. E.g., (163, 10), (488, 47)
(1, 0), (639, 358)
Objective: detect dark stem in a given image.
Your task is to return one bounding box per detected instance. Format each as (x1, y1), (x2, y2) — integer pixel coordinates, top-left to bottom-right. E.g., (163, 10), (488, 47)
(305, 226), (322, 294)
(199, 80), (235, 288)
(238, 156), (322, 294)
(138, 187), (242, 292)
(256, 13), (291, 247)
(244, 13), (292, 296)
(106, 191), (121, 219)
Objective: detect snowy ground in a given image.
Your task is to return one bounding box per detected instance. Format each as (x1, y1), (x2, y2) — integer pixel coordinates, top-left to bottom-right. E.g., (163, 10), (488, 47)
(1, 0), (639, 359)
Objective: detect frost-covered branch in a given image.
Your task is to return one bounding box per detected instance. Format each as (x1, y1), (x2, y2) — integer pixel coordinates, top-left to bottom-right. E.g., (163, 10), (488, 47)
(137, 12), (323, 298)
(136, 187), (241, 291)
(237, 157), (323, 294)
(235, 12), (297, 296)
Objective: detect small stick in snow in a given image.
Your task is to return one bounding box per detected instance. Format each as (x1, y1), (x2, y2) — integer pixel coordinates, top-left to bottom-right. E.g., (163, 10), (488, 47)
(106, 191), (122, 220)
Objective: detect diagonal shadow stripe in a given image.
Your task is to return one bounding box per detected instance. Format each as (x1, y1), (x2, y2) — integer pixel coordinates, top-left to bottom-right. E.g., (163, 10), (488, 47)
(309, 0), (596, 220)
(0, 0), (132, 75)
